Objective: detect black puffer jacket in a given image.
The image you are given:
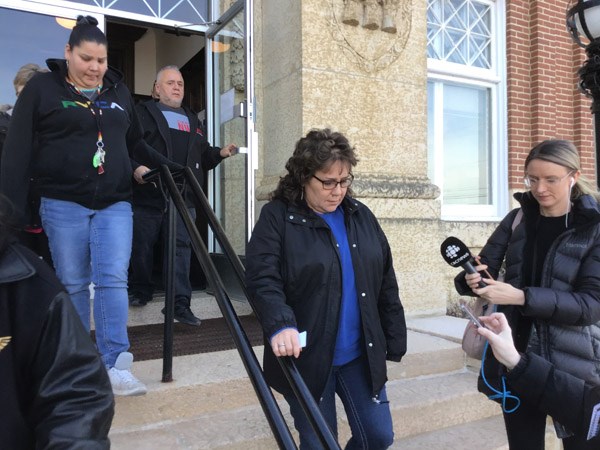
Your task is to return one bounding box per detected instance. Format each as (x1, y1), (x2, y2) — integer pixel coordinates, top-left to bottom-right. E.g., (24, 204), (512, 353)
(507, 352), (600, 443)
(455, 192), (600, 391)
(0, 241), (114, 449)
(246, 197), (407, 400)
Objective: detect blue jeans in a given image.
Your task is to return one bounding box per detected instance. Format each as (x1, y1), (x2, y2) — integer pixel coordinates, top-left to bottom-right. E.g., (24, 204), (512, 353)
(129, 205), (196, 306)
(40, 197), (132, 367)
(285, 355), (394, 449)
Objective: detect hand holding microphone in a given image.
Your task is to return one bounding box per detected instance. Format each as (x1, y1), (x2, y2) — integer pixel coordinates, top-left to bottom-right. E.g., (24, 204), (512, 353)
(440, 236), (526, 305)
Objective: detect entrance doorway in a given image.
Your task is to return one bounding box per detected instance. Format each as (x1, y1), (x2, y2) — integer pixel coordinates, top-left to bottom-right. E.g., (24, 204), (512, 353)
(105, 19), (210, 291)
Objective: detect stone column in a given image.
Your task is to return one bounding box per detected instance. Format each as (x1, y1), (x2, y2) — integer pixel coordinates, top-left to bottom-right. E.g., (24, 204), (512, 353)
(256, 0), (447, 314)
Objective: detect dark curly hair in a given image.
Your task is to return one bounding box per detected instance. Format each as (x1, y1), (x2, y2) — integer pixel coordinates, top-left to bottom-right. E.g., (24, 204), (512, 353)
(271, 128), (358, 204)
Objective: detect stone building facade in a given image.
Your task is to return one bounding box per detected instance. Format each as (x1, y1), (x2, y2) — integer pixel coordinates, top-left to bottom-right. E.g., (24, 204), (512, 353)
(253, 0), (597, 315)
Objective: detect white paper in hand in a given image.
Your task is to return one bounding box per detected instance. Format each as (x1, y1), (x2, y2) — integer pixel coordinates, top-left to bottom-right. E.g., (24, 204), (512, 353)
(299, 331), (307, 348)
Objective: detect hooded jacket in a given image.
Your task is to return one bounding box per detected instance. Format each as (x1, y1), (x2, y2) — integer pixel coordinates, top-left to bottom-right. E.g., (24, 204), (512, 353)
(246, 197), (407, 399)
(132, 99), (224, 210)
(0, 241), (114, 449)
(0, 59), (174, 223)
(455, 192), (600, 392)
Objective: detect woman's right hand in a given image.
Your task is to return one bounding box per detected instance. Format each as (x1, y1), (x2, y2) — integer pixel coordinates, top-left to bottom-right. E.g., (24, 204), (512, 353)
(270, 328), (301, 358)
(477, 313), (521, 370)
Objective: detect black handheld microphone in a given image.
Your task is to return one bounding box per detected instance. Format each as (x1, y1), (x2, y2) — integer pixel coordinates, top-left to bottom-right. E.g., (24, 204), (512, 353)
(440, 236), (486, 288)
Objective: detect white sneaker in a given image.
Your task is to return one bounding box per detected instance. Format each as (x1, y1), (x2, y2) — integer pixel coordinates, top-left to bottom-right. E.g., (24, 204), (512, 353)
(108, 352), (147, 396)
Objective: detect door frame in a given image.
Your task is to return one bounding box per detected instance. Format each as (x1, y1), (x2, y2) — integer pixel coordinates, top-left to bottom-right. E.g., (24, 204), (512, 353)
(205, 0), (255, 250)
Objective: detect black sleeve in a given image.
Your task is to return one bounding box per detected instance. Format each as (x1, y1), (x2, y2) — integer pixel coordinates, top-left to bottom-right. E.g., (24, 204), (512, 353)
(30, 292), (114, 449)
(453, 209), (520, 296)
(199, 139), (224, 172)
(0, 83), (38, 224)
(372, 213), (406, 361)
(245, 202), (297, 338)
(507, 352), (599, 440)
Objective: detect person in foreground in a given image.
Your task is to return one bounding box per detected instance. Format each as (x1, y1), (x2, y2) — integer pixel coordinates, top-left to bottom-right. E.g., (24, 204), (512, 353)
(456, 139), (600, 449)
(129, 65), (237, 325)
(0, 194), (114, 449)
(246, 128), (407, 449)
(478, 312), (600, 445)
(0, 16), (177, 396)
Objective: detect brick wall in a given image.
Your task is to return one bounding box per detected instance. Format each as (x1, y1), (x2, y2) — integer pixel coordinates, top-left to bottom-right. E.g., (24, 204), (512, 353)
(506, 0), (596, 186)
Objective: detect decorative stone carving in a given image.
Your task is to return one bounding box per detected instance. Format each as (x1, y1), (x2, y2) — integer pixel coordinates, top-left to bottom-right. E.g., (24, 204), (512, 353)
(341, 0), (401, 34)
(381, 0), (400, 34)
(331, 0), (412, 73)
(342, 0), (362, 26)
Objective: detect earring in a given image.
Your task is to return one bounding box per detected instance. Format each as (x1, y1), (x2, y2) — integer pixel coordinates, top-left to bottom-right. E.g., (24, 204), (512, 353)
(301, 189), (304, 201)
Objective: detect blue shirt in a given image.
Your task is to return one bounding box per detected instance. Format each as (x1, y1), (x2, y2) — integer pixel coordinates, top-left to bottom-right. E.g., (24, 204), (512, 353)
(319, 206), (362, 366)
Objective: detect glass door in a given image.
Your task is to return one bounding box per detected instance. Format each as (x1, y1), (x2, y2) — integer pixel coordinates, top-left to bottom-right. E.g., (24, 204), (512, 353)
(206, 0), (255, 256)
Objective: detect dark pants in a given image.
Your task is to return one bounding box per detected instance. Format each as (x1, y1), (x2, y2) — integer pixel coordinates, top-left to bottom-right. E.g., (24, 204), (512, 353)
(129, 205), (196, 306)
(503, 401), (596, 449)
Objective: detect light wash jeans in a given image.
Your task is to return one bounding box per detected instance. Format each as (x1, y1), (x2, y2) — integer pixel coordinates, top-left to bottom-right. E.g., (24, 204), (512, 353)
(285, 354), (394, 450)
(40, 197), (132, 367)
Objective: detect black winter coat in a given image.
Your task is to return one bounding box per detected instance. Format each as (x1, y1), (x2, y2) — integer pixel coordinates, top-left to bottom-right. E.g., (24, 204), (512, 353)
(132, 100), (224, 210)
(246, 197), (407, 399)
(0, 241), (114, 449)
(455, 192), (600, 393)
(0, 59), (174, 224)
(507, 352), (600, 443)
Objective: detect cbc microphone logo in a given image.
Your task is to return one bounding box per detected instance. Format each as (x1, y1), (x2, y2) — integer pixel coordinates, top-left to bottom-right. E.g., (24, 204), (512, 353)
(443, 243), (469, 267)
(444, 244), (460, 260)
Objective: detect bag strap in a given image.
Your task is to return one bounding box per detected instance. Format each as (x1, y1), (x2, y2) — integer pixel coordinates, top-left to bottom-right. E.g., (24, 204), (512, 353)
(511, 209), (523, 231)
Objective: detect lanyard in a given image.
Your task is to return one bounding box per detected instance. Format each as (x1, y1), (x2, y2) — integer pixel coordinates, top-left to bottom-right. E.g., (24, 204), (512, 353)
(67, 80), (106, 174)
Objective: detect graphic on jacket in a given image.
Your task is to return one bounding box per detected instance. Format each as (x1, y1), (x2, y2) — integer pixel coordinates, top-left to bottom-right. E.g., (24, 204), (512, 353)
(0, 336), (11, 351)
(62, 99), (124, 111)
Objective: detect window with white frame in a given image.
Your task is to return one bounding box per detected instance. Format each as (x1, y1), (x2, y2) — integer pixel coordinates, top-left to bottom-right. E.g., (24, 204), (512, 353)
(427, 0), (506, 220)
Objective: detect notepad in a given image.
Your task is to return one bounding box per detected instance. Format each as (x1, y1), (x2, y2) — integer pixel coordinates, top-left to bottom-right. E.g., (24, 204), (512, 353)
(587, 402), (600, 441)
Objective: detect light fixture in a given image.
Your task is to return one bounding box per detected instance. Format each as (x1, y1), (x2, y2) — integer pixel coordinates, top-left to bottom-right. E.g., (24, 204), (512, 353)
(211, 40), (231, 53)
(55, 17), (76, 30)
(566, 0), (600, 186)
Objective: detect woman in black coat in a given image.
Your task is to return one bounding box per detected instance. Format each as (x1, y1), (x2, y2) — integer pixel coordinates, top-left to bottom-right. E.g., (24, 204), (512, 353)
(246, 128), (406, 449)
(457, 140), (600, 449)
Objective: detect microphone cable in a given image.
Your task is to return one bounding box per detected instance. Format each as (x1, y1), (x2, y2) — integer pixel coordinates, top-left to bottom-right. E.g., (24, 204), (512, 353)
(479, 336), (521, 414)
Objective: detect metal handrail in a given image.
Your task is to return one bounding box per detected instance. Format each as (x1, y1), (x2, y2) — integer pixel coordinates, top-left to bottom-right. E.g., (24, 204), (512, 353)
(143, 165), (340, 449)
(145, 166), (296, 449)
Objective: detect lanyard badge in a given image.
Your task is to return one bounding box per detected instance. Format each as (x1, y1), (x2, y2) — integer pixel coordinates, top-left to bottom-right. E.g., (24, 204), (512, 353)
(93, 135), (105, 174)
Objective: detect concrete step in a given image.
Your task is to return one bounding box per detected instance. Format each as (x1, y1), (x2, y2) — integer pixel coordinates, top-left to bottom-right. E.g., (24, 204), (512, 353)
(108, 330), (494, 449)
(109, 369), (499, 448)
(393, 415), (561, 450)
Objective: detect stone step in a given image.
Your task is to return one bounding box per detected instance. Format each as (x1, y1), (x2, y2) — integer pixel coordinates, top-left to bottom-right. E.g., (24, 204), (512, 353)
(107, 313), (511, 448)
(393, 415), (561, 449)
(110, 361), (496, 448)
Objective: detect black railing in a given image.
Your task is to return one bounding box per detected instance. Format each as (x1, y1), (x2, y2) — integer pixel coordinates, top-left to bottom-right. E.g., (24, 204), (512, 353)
(143, 165), (340, 450)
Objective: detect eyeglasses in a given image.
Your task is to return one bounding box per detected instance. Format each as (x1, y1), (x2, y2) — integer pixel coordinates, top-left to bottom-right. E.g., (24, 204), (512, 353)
(312, 174), (354, 190)
(524, 171), (574, 189)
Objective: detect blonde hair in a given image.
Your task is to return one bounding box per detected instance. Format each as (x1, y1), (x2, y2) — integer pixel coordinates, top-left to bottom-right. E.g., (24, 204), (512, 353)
(13, 63), (48, 94)
(525, 139), (600, 202)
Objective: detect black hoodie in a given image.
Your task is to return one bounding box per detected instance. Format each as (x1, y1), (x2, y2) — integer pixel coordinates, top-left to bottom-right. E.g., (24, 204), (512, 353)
(0, 59), (174, 223)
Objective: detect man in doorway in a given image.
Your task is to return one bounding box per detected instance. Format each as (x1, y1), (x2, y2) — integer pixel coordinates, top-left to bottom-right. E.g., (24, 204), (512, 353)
(129, 65), (237, 326)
